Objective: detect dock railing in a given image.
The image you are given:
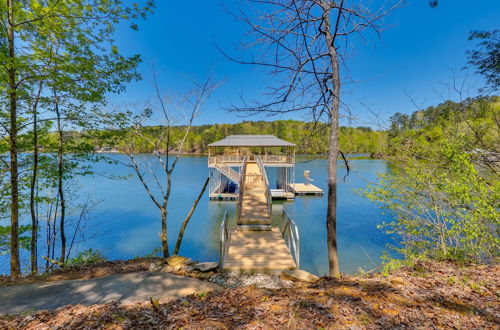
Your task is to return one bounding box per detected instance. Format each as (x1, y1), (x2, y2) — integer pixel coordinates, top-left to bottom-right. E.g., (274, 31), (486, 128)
(282, 210), (300, 268)
(236, 156), (247, 222)
(209, 155), (293, 166)
(260, 155), (295, 164)
(256, 156), (272, 219)
(209, 155), (245, 166)
(219, 211), (230, 269)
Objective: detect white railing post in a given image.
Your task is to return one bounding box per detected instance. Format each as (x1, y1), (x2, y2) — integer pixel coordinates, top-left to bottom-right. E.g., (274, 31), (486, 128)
(282, 210), (300, 268)
(219, 211), (229, 269)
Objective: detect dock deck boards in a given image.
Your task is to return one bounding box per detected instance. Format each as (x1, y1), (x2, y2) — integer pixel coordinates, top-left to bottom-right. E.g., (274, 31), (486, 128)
(222, 161), (297, 273)
(289, 183), (324, 195)
(238, 163), (270, 225)
(223, 228), (296, 273)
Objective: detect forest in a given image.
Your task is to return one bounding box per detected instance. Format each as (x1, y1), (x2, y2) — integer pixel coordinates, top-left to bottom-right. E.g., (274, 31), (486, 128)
(73, 95), (497, 158)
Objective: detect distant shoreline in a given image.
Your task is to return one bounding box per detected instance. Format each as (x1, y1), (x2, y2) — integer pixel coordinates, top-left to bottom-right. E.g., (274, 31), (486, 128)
(94, 149), (382, 159)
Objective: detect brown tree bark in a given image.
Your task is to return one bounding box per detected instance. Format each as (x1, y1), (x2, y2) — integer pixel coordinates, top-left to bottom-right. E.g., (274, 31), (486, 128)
(160, 207), (169, 258)
(54, 91), (66, 263)
(173, 177), (209, 255)
(7, 0), (21, 278)
(30, 82), (43, 275)
(322, 4), (341, 277)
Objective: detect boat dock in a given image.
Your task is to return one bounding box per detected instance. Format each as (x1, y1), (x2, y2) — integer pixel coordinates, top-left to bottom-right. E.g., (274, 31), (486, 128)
(220, 157), (299, 274)
(207, 135), (324, 200)
(289, 183), (324, 196)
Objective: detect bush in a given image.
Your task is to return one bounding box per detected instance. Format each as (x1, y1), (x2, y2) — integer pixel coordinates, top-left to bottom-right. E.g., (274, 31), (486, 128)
(66, 249), (106, 266)
(365, 137), (499, 264)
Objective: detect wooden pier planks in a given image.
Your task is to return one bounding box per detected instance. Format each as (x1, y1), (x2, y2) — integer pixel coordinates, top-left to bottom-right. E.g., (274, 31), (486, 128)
(223, 228), (296, 274)
(238, 163), (270, 225)
(223, 161), (297, 273)
(289, 183), (324, 195)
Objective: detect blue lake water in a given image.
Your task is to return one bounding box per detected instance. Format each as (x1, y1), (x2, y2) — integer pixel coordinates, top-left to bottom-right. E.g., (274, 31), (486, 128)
(0, 155), (394, 276)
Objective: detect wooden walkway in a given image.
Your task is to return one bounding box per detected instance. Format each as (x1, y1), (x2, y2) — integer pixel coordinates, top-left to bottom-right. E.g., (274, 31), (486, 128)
(223, 228), (296, 274)
(289, 183), (324, 196)
(222, 161), (297, 273)
(238, 163), (270, 226)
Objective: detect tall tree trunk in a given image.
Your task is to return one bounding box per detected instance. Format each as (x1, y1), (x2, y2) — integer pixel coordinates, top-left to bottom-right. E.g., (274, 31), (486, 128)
(323, 7), (340, 277)
(30, 83), (43, 275)
(7, 0), (20, 277)
(54, 91), (66, 263)
(161, 207), (169, 258)
(173, 177), (209, 255)
(160, 169), (173, 258)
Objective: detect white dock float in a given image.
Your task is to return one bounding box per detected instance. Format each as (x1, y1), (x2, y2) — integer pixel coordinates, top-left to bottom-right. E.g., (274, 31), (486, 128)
(289, 183), (324, 196)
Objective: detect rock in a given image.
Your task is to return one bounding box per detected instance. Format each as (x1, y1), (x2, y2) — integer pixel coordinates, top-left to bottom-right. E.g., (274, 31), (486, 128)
(183, 265), (195, 273)
(149, 262), (163, 272)
(173, 270), (187, 276)
(160, 265), (174, 273)
(280, 269), (319, 283)
(194, 262), (219, 272)
(194, 272), (214, 280)
(166, 255), (193, 268)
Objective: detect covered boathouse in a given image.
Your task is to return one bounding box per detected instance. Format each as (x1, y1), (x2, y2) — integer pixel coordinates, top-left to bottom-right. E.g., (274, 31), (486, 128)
(208, 135), (296, 200)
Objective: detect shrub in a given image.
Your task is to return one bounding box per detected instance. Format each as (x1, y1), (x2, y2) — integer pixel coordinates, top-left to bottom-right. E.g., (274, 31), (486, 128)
(66, 249), (106, 266)
(365, 138), (499, 264)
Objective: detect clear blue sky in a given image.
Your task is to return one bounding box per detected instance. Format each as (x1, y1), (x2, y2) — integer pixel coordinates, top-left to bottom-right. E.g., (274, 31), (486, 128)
(110, 0), (500, 127)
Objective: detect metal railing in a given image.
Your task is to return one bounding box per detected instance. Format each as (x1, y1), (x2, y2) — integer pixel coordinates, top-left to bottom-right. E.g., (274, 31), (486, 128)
(209, 155), (245, 165)
(219, 211), (230, 269)
(256, 156), (272, 219)
(282, 210), (300, 268)
(209, 155), (294, 165)
(236, 156), (247, 222)
(259, 155), (295, 164)
(214, 162), (240, 183)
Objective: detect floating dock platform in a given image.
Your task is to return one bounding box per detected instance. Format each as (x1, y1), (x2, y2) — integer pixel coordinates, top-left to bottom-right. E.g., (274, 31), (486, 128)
(210, 184), (322, 200)
(289, 183), (324, 196)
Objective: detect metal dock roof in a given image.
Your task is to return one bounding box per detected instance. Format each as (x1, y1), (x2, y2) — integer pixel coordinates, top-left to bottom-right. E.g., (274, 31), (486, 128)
(208, 135), (295, 147)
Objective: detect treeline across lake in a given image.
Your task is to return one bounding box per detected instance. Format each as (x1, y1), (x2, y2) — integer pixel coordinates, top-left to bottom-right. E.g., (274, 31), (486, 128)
(85, 95), (498, 157)
(386, 95), (499, 159)
(90, 121), (386, 155)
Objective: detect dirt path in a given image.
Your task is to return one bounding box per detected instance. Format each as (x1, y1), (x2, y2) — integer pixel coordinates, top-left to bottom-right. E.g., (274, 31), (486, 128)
(0, 271), (222, 315)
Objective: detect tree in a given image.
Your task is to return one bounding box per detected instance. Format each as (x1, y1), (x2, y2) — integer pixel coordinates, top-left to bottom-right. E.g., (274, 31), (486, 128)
(364, 137), (499, 264)
(224, 0), (400, 276)
(107, 74), (219, 258)
(467, 30), (499, 92)
(0, 0), (154, 276)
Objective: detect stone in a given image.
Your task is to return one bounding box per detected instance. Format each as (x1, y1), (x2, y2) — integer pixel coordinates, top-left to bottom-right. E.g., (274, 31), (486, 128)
(166, 255), (193, 268)
(160, 265), (174, 273)
(194, 272), (214, 280)
(194, 262), (219, 272)
(280, 270), (319, 283)
(183, 265), (195, 273)
(149, 262), (163, 272)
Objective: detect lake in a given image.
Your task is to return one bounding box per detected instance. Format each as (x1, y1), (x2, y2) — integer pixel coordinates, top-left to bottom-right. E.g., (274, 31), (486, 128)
(0, 155), (394, 276)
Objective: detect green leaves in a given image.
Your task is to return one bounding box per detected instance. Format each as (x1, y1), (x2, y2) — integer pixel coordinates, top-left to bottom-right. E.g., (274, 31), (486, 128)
(364, 137), (499, 264)
(0, 225), (32, 255)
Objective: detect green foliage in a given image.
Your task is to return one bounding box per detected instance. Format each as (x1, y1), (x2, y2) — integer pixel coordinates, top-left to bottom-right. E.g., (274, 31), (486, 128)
(387, 96), (499, 158)
(66, 249), (106, 266)
(0, 225), (32, 256)
(467, 30), (499, 92)
(90, 120), (387, 155)
(365, 137), (499, 264)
